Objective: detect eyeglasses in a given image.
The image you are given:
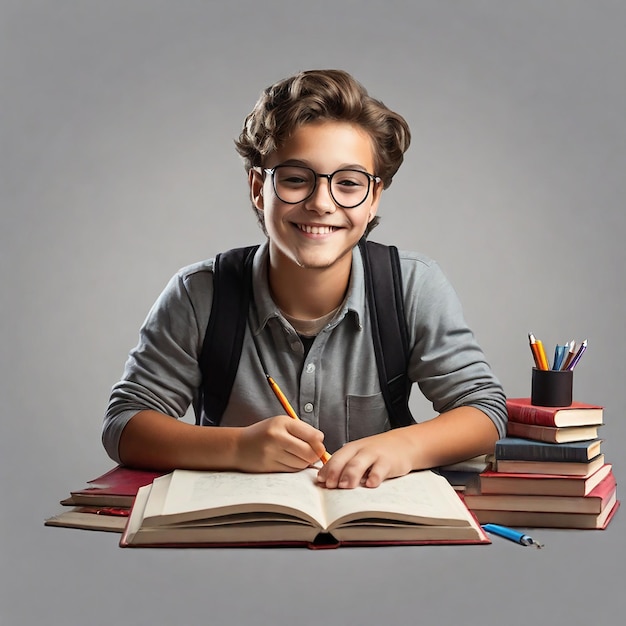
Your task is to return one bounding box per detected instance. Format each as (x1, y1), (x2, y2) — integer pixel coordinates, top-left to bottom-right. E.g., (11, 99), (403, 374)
(262, 165), (381, 209)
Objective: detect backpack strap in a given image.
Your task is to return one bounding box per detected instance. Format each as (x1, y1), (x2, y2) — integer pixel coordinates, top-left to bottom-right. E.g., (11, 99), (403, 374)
(359, 239), (415, 428)
(198, 245), (258, 425)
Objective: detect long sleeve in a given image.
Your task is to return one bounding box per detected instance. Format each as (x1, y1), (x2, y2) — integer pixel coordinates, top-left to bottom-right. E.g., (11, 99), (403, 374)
(102, 261), (214, 463)
(401, 252), (508, 437)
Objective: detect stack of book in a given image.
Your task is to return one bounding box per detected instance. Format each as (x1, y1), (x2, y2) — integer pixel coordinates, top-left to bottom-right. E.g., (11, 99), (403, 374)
(45, 466), (163, 533)
(464, 398), (619, 529)
(46, 465), (492, 547)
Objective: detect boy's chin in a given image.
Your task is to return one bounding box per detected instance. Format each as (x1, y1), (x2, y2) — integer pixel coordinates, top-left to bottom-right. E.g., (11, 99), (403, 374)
(291, 245), (354, 271)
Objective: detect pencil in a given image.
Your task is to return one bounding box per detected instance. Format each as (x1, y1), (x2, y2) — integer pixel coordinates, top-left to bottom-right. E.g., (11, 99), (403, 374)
(536, 339), (550, 370)
(566, 339), (588, 370)
(265, 374), (331, 464)
(528, 333), (543, 369)
(560, 340), (577, 370)
(528, 333), (549, 370)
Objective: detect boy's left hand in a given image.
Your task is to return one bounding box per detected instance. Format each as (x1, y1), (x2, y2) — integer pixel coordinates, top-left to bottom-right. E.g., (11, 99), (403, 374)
(315, 429), (415, 489)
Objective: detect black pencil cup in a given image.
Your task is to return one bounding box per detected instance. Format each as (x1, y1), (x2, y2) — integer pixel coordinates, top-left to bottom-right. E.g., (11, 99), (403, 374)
(531, 368), (573, 407)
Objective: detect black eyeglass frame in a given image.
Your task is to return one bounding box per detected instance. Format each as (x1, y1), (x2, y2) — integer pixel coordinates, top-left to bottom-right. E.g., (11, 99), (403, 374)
(262, 165), (381, 209)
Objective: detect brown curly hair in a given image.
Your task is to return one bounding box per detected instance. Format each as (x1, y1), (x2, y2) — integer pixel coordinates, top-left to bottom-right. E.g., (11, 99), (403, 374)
(235, 69), (411, 233)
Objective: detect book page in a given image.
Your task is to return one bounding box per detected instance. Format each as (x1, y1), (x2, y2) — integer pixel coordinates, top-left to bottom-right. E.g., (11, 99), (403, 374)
(152, 468), (327, 527)
(122, 483), (153, 542)
(322, 470), (473, 529)
(142, 472), (174, 521)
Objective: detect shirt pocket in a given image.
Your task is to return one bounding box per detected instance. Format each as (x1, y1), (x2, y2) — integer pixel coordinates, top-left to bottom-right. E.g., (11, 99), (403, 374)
(346, 393), (391, 441)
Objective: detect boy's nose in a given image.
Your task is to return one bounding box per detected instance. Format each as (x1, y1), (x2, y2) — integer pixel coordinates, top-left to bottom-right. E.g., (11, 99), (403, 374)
(303, 177), (337, 214)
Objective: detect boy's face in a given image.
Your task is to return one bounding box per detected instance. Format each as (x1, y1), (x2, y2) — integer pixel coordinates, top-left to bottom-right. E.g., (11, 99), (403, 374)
(250, 121), (382, 273)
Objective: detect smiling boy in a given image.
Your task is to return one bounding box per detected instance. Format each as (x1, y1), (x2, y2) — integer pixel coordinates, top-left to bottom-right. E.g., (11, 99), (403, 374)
(103, 69), (507, 489)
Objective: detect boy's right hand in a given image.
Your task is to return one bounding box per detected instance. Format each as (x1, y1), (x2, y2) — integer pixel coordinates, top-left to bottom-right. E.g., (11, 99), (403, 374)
(236, 415), (328, 473)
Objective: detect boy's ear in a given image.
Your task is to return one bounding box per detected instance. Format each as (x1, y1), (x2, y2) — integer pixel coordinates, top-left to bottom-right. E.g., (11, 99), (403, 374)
(249, 168), (264, 211)
(368, 179), (384, 222)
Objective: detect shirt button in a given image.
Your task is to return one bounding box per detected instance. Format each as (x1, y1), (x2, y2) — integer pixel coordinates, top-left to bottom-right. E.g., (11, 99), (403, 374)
(305, 363), (316, 374)
(303, 403), (314, 413)
(290, 341), (301, 352)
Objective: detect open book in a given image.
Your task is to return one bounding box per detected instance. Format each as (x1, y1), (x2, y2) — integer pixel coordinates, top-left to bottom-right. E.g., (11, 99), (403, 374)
(120, 468), (488, 548)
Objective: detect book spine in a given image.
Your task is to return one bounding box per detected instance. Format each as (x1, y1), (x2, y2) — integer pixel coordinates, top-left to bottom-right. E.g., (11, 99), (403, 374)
(495, 443), (591, 462)
(505, 422), (560, 443)
(506, 403), (558, 427)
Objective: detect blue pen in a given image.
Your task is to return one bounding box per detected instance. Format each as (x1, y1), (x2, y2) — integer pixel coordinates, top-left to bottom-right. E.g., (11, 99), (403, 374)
(552, 344), (567, 370)
(482, 524), (543, 548)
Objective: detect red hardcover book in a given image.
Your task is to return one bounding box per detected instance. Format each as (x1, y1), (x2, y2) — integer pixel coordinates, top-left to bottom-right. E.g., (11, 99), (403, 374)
(119, 468), (490, 548)
(472, 499), (620, 530)
(464, 469), (616, 514)
(477, 463), (613, 497)
(506, 398), (603, 427)
(68, 466), (164, 507)
(506, 421), (600, 444)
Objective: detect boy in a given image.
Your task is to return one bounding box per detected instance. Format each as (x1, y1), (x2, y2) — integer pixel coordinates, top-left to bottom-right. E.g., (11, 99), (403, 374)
(103, 69), (507, 489)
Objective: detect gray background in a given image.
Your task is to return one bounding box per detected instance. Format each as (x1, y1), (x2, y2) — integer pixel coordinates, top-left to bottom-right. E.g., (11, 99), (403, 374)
(2, 1), (625, 624)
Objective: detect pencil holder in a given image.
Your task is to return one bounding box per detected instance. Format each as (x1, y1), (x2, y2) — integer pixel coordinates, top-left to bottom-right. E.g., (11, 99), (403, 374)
(531, 368), (573, 407)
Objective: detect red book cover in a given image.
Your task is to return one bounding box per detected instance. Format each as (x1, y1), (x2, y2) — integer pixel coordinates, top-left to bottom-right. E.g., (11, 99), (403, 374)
(506, 421), (600, 444)
(465, 469), (616, 514)
(478, 463), (613, 497)
(69, 466), (164, 507)
(506, 398), (603, 427)
(472, 499), (620, 530)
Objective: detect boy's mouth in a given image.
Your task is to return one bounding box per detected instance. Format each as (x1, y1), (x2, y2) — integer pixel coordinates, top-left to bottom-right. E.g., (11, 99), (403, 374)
(295, 224), (338, 235)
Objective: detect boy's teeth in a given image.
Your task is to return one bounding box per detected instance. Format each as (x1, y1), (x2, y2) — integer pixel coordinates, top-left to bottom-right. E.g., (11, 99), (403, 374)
(298, 225), (334, 234)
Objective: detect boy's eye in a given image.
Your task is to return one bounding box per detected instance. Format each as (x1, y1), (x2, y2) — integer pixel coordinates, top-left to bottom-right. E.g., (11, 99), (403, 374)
(336, 178), (362, 187)
(283, 176), (308, 185)
(334, 171), (368, 189)
(276, 167), (314, 187)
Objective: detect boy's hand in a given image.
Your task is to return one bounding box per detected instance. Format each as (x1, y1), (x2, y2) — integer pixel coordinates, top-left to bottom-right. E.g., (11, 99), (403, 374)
(315, 429), (415, 489)
(236, 415), (328, 473)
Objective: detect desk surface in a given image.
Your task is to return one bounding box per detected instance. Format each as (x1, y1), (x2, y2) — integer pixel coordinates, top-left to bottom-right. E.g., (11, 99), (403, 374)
(3, 506), (625, 626)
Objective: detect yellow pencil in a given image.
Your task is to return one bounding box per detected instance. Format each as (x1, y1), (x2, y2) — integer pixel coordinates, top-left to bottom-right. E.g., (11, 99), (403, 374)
(265, 374), (331, 464)
(535, 339), (550, 370)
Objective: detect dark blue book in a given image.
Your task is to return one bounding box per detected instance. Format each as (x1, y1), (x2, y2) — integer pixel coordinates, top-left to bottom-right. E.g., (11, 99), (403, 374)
(495, 437), (602, 462)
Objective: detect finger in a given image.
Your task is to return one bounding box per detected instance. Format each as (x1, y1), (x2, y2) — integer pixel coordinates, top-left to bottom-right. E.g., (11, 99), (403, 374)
(317, 448), (373, 489)
(361, 463), (389, 488)
(339, 450), (395, 489)
(317, 445), (360, 487)
(243, 416), (323, 471)
(282, 418), (327, 462)
(271, 449), (317, 472)
(336, 459), (373, 489)
(315, 448), (349, 488)
(261, 431), (320, 471)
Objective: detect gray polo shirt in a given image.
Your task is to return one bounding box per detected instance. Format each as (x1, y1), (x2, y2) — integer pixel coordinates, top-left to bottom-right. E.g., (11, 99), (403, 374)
(103, 241), (507, 463)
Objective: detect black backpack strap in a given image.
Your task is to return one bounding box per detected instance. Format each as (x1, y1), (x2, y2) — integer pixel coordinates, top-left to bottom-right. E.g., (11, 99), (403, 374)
(198, 245), (258, 425)
(359, 239), (415, 428)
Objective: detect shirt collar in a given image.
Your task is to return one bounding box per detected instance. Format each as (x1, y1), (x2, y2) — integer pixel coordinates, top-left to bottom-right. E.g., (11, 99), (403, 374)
(250, 241), (366, 335)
